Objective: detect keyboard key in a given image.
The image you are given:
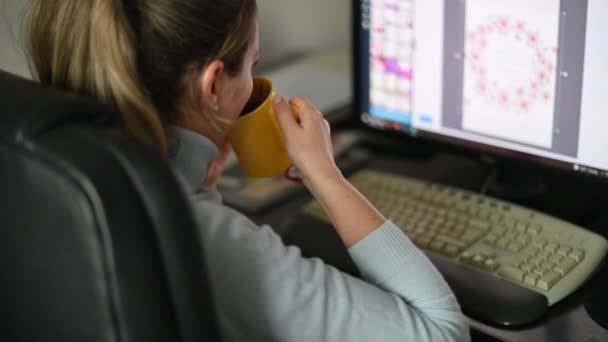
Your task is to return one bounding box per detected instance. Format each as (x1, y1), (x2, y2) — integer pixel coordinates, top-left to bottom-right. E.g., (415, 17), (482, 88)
(432, 197), (445, 206)
(493, 224), (509, 236)
(413, 228), (426, 236)
(435, 236), (467, 249)
(545, 259), (558, 268)
(515, 221), (528, 232)
(510, 255), (528, 268)
(521, 249), (537, 260)
(460, 251), (474, 264)
(410, 232), (422, 241)
(462, 231), (483, 244)
(508, 242), (525, 253)
(556, 246), (572, 256)
(438, 227), (451, 236)
(445, 212), (458, 221)
(482, 251), (497, 259)
(529, 256), (544, 266)
(489, 212), (504, 223)
(533, 266), (550, 277)
(517, 234), (532, 245)
(538, 250), (553, 260)
(429, 240), (445, 253)
(453, 224), (466, 235)
(443, 199), (457, 208)
(524, 273), (540, 287)
(456, 203), (470, 212)
(446, 231), (461, 239)
(443, 245), (461, 258)
(496, 238), (510, 249)
(534, 239), (548, 248)
(436, 208), (448, 217)
(467, 206), (480, 216)
(472, 254), (486, 266)
(477, 209), (491, 220)
(545, 242), (560, 253)
(503, 218), (517, 229)
(498, 266), (526, 283)
(419, 218), (433, 227)
(415, 235), (433, 248)
(569, 249), (585, 263)
(549, 254), (564, 264)
(484, 233), (500, 244)
(455, 216), (469, 225)
(422, 193), (434, 202)
(483, 259), (500, 272)
(554, 258), (577, 276)
(528, 224), (543, 235)
(530, 247), (542, 256)
(521, 263), (535, 272)
(469, 218), (491, 231)
(537, 271), (562, 291)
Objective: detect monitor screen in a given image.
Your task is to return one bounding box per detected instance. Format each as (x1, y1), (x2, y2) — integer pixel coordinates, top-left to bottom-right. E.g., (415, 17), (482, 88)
(355, 0), (608, 180)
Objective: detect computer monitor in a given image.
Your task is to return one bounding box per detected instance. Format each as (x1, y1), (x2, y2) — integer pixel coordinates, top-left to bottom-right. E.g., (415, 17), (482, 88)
(354, 0), (608, 182)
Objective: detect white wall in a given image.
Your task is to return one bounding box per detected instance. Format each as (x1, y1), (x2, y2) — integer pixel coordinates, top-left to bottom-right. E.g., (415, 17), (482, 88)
(0, 0), (30, 78)
(257, 0), (351, 69)
(0, 0), (351, 76)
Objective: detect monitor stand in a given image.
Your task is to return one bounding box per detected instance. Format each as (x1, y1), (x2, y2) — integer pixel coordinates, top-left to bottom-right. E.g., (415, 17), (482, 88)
(483, 161), (547, 202)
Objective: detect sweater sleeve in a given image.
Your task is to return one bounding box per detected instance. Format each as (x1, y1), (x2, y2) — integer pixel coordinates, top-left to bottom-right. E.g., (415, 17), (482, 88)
(194, 201), (470, 342)
(349, 222), (470, 341)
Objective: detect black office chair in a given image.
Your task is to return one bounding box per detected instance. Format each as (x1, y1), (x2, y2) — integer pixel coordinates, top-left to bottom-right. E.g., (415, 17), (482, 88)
(0, 70), (221, 342)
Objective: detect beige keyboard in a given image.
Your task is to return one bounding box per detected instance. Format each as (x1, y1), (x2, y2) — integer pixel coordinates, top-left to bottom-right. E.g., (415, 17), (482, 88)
(304, 169), (608, 306)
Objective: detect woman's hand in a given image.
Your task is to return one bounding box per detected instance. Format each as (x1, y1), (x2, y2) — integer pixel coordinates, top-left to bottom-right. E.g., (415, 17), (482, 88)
(273, 95), (341, 186)
(203, 142), (232, 191)
(274, 94), (385, 247)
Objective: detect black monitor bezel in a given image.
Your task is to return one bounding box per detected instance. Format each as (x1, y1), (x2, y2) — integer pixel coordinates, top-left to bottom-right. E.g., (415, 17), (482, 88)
(351, 0), (608, 183)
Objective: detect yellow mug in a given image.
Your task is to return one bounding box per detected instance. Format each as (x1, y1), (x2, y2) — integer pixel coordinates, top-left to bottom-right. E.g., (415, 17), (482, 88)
(229, 77), (298, 178)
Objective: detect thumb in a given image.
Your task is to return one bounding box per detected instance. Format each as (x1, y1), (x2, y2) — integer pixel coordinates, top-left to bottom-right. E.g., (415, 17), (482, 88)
(273, 94), (300, 134)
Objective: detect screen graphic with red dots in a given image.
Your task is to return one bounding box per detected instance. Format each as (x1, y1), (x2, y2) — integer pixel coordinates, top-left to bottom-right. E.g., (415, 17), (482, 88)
(462, 0), (561, 149)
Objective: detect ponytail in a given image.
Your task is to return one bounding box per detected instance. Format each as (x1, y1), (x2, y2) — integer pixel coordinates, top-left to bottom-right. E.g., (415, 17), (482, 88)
(27, 0), (257, 153)
(27, 0), (167, 152)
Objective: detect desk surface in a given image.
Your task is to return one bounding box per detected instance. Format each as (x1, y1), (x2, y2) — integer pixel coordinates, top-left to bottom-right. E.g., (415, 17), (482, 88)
(243, 144), (608, 342)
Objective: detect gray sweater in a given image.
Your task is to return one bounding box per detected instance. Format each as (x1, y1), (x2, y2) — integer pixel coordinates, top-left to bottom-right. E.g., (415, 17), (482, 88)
(168, 127), (470, 342)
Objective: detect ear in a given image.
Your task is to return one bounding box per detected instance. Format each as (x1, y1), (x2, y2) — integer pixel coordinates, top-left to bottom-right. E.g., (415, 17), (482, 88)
(200, 60), (225, 111)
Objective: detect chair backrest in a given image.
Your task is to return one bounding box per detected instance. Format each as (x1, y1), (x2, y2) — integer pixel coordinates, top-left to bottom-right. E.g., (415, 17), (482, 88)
(0, 70), (221, 342)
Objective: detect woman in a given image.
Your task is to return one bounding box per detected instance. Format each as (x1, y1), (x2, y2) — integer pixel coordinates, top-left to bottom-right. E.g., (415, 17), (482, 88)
(27, 0), (469, 341)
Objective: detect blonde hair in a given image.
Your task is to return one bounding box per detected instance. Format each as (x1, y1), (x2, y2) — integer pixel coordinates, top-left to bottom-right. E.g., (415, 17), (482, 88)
(26, 0), (257, 153)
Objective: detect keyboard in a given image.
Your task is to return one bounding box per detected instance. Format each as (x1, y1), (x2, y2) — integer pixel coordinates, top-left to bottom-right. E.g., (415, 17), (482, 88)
(302, 169), (608, 325)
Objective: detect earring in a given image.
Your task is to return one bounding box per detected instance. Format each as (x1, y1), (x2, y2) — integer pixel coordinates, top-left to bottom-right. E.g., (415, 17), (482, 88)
(213, 104), (220, 112)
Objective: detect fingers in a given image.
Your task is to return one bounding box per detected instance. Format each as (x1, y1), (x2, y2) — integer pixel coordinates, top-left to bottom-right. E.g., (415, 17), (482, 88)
(273, 94), (300, 134)
(289, 96), (318, 113)
(289, 97), (323, 127)
(323, 119), (331, 134)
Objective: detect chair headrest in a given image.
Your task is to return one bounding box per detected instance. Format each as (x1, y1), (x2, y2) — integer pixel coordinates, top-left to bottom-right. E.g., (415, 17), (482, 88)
(0, 70), (110, 144)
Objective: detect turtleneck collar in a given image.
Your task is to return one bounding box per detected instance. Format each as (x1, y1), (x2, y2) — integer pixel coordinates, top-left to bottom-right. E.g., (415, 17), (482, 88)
(167, 126), (219, 194)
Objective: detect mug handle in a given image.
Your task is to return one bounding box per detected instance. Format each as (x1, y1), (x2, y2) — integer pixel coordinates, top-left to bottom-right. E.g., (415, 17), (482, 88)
(285, 165), (303, 183)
